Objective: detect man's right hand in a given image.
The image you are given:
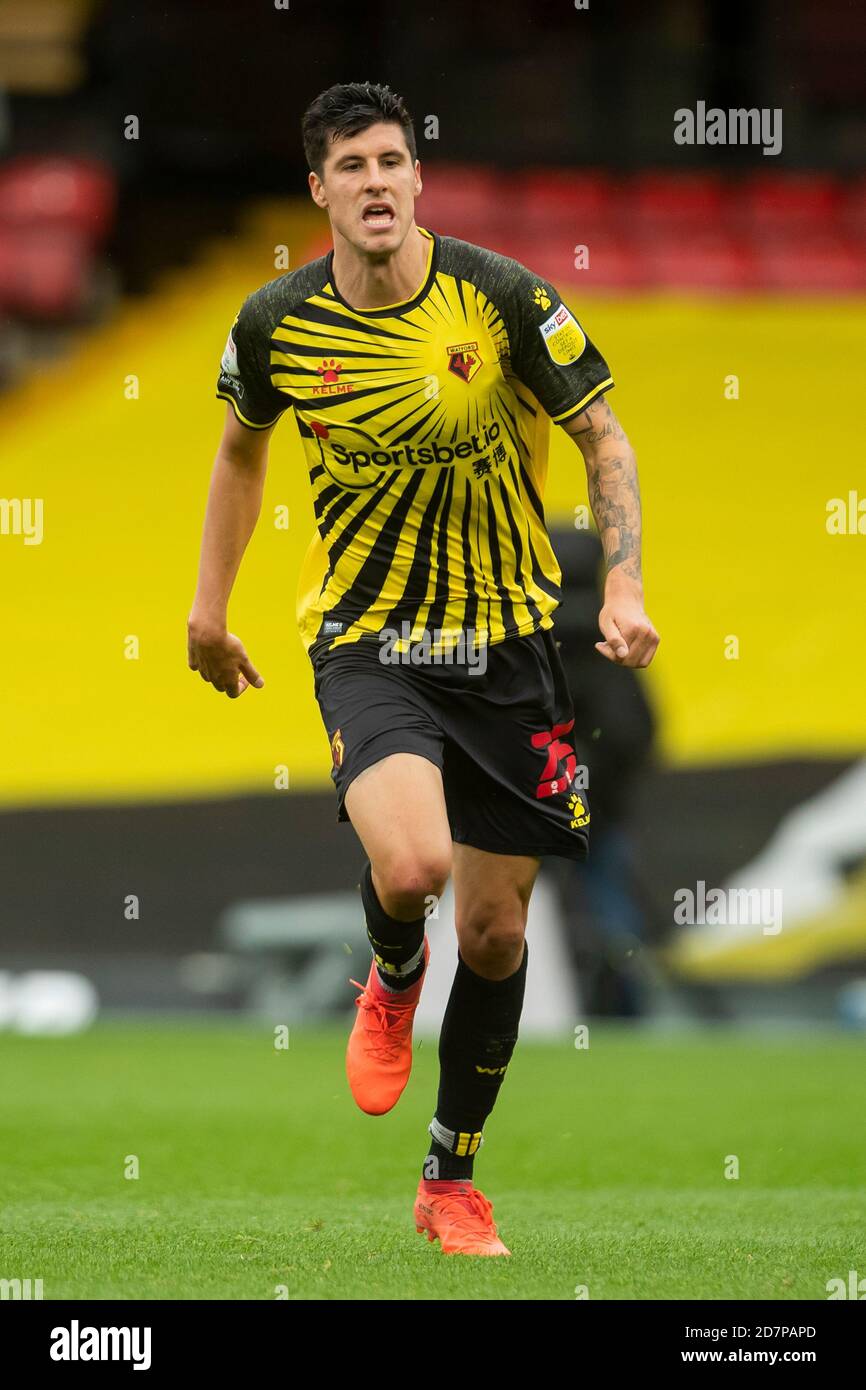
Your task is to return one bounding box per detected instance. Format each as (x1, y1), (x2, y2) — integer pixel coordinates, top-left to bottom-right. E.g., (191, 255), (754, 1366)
(187, 621), (264, 699)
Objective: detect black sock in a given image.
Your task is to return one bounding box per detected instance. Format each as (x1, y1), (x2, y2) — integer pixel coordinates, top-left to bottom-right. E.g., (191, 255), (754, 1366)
(423, 943), (528, 1181)
(360, 860), (427, 992)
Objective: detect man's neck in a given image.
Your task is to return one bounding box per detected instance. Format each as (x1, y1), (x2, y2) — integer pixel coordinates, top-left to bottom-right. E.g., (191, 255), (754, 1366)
(331, 224), (429, 310)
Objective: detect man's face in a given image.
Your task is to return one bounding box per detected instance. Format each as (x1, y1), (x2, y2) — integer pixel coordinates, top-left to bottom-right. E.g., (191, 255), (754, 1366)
(309, 122), (422, 255)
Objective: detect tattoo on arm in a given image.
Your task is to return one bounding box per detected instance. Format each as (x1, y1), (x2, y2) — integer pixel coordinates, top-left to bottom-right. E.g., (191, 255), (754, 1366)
(570, 398), (642, 582)
(568, 395), (627, 446)
(586, 454), (642, 580)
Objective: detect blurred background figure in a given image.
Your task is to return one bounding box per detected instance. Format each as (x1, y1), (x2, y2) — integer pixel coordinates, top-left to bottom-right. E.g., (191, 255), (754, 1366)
(548, 526), (658, 1020)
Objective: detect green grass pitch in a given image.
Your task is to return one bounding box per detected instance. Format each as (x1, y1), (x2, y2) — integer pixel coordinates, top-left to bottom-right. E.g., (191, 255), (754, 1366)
(1, 1022), (862, 1300)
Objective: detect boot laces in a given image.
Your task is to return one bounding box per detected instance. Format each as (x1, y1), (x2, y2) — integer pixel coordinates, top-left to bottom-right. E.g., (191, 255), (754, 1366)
(433, 1187), (497, 1234)
(349, 978), (415, 1063)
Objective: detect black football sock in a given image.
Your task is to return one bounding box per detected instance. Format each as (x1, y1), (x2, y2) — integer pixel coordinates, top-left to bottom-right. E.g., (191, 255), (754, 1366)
(423, 942), (528, 1181)
(360, 859), (427, 993)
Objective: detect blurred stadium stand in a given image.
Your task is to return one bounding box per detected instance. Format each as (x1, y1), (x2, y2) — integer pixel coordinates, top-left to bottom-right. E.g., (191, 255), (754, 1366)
(219, 893), (369, 1021)
(1, 0), (865, 1032)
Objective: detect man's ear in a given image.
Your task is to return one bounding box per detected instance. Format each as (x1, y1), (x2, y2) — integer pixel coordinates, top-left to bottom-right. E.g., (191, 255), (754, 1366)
(414, 159), (423, 198)
(308, 170), (328, 209)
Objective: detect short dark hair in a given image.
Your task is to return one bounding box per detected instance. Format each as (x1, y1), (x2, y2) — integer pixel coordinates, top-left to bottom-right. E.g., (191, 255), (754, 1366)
(302, 82), (417, 176)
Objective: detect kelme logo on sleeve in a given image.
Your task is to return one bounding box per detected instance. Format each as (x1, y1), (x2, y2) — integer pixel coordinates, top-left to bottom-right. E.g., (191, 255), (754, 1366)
(539, 304), (586, 366)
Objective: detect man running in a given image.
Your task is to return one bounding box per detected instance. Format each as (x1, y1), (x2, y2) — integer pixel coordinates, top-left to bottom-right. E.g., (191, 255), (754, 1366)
(188, 81), (659, 1257)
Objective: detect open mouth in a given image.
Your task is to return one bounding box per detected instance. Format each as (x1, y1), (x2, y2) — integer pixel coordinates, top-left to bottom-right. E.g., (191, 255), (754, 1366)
(361, 202), (396, 229)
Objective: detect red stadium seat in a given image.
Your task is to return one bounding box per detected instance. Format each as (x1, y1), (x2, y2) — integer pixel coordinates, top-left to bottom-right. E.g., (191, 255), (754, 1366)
(0, 225), (92, 319)
(479, 231), (645, 291)
(753, 234), (866, 292)
(515, 169), (616, 230)
(841, 177), (866, 237)
(642, 233), (754, 291)
(0, 156), (116, 245)
(736, 173), (842, 237)
(512, 174), (617, 262)
(629, 172), (726, 234)
(568, 236), (647, 292)
(417, 163), (509, 241)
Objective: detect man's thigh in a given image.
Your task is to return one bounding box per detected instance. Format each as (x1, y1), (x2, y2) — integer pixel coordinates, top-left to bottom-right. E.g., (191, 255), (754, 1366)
(345, 752), (452, 877)
(312, 640), (452, 870)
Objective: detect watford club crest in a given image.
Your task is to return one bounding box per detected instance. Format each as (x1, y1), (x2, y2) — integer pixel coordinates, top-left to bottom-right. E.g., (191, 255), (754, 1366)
(330, 727), (345, 770)
(446, 341), (483, 383)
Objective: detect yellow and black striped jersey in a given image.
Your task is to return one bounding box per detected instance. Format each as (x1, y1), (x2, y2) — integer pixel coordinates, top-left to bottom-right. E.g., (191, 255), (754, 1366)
(216, 227), (613, 660)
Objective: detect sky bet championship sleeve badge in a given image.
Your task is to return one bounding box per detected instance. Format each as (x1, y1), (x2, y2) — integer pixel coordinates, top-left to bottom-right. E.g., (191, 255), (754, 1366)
(539, 304), (587, 366)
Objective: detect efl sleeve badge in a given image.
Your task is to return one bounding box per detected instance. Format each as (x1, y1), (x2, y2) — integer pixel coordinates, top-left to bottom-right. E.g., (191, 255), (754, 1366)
(539, 304), (587, 366)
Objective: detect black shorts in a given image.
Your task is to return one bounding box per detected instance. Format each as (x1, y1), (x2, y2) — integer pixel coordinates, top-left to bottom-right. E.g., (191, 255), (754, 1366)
(310, 626), (590, 862)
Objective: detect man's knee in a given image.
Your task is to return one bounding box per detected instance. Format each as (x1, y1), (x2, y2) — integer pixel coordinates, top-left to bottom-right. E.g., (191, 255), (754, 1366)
(456, 897), (528, 970)
(373, 848), (452, 920)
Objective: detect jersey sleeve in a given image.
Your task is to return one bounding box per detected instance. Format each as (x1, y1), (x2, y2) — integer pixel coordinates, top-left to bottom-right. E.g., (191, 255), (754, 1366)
(215, 295), (291, 430)
(506, 266), (614, 425)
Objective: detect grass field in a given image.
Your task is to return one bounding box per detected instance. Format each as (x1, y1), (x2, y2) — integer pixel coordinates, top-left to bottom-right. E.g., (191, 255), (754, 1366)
(1, 1022), (863, 1301)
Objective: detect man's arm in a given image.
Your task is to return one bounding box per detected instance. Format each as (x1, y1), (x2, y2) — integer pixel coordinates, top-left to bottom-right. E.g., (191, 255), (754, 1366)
(187, 405), (275, 698)
(561, 395), (660, 668)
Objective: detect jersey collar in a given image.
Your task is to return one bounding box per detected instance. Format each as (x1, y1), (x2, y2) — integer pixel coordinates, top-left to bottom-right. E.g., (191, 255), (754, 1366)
(326, 226), (439, 317)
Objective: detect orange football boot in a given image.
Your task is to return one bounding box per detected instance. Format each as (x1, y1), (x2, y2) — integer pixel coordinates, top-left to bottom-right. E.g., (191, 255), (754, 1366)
(414, 1179), (511, 1256)
(346, 938), (430, 1115)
